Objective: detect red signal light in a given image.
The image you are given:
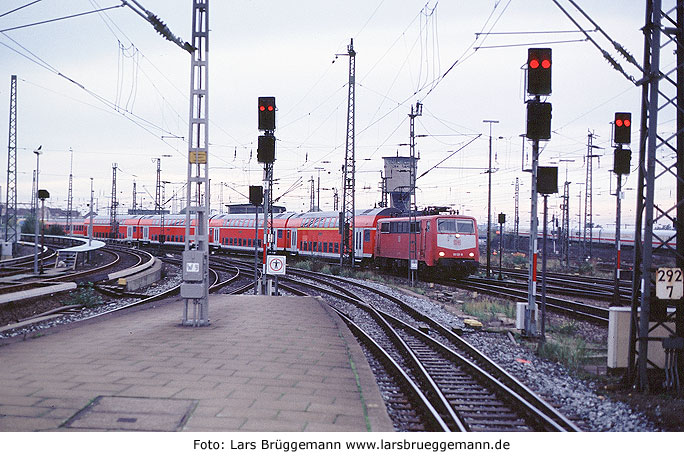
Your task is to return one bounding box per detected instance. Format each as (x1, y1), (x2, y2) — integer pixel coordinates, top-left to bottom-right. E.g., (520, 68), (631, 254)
(541, 59), (551, 69)
(615, 119), (623, 127)
(267, 105), (274, 111)
(259, 105), (266, 111)
(624, 119), (630, 127)
(529, 59), (540, 69)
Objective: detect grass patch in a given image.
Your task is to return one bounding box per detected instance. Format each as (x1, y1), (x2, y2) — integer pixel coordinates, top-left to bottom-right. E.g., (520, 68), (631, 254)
(537, 334), (588, 371)
(460, 297), (515, 322)
(549, 320), (580, 335)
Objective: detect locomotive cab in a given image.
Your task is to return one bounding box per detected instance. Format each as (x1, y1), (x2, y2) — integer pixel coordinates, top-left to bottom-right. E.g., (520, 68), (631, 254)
(433, 217), (479, 276)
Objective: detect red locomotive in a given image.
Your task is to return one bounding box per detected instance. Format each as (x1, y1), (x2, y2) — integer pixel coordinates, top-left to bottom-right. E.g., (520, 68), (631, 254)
(375, 214), (479, 277)
(45, 208), (480, 277)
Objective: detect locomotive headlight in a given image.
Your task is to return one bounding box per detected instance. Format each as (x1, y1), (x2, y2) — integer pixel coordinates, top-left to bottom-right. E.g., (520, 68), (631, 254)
(439, 251), (445, 257)
(469, 252), (474, 257)
(455, 234), (461, 238)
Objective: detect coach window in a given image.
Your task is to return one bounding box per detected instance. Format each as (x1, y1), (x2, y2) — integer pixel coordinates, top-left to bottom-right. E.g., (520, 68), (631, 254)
(248, 239), (252, 247)
(277, 230), (283, 239)
(364, 230), (371, 242)
(334, 242), (339, 253)
(328, 242), (333, 252)
(380, 222), (389, 233)
(323, 242), (328, 253)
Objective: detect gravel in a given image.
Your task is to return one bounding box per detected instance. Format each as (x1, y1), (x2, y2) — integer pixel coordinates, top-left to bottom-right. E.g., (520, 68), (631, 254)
(346, 277), (659, 432)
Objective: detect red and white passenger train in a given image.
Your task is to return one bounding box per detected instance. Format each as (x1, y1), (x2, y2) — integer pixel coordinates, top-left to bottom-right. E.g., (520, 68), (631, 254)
(46, 208), (481, 277)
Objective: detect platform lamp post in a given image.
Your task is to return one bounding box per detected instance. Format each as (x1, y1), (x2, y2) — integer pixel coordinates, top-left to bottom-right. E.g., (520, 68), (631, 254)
(38, 189), (49, 274)
(32, 146), (42, 274)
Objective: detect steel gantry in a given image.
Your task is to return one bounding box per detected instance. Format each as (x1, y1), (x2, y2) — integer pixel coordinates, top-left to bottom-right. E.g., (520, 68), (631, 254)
(4, 75), (18, 248)
(339, 39), (356, 267)
(628, 0), (684, 392)
(181, 0), (210, 326)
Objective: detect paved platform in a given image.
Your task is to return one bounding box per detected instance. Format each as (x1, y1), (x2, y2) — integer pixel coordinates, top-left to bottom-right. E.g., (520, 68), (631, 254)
(0, 295), (394, 432)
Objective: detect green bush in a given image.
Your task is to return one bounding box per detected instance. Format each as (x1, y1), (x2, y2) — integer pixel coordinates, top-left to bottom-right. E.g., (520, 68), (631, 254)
(69, 283), (103, 308)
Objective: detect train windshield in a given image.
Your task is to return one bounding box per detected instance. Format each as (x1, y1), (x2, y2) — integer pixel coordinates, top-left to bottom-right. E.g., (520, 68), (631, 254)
(437, 218), (475, 234)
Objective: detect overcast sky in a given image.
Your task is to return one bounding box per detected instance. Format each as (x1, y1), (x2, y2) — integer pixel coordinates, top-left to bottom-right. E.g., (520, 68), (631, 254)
(1, 0), (661, 231)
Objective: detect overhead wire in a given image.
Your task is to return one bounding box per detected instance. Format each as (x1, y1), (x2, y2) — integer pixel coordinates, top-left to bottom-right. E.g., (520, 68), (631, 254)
(0, 3), (125, 33)
(0, 0), (43, 19)
(0, 34), (185, 155)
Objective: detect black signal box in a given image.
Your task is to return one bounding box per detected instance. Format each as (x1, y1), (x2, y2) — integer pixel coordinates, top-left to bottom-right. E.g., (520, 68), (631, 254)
(613, 148), (631, 175)
(527, 48), (552, 95)
(249, 185), (263, 206)
(537, 166), (558, 195)
(258, 96), (276, 131)
(257, 134), (275, 163)
(614, 112), (631, 145)
(526, 101), (552, 140)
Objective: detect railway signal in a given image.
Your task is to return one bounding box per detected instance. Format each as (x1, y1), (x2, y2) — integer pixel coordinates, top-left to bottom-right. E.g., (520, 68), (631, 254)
(258, 96), (276, 131)
(527, 48), (552, 95)
(537, 166), (558, 195)
(614, 112), (631, 145)
(249, 185), (263, 206)
(613, 148), (631, 175)
(526, 101), (552, 140)
(257, 134), (276, 163)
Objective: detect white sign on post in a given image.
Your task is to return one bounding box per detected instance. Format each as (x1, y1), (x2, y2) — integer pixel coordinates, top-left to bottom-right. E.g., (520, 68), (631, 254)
(656, 267), (683, 300)
(266, 255), (286, 275)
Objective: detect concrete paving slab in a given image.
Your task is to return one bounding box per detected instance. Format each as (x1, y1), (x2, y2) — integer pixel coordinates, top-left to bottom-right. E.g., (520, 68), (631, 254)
(0, 295), (394, 432)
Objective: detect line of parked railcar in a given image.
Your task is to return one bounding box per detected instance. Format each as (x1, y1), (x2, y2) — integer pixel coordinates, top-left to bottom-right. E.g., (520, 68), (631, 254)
(46, 207), (481, 277)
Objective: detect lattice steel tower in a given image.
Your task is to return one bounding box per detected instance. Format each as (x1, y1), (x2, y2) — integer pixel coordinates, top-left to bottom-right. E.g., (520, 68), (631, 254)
(583, 131), (600, 257)
(67, 149), (73, 235)
(340, 39), (356, 266)
(182, 0), (210, 326)
(561, 181), (570, 266)
(408, 102), (422, 286)
(628, 0), (684, 391)
(155, 158), (162, 213)
(4, 75), (18, 246)
(514, 177), (519, 251)
(110, 163), (118, 238)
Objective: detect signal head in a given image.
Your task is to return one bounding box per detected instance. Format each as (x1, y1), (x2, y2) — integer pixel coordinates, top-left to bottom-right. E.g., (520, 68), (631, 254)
(614, 112), (632, 145)
(258, 96), (276, 131)
(527, 48), (552, 95)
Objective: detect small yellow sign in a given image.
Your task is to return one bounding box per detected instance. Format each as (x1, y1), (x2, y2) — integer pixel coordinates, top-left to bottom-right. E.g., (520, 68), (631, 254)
(189, 150), (207, 164)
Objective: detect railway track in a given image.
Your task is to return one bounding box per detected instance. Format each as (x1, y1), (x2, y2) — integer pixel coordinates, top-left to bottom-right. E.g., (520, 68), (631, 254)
(451, 276), (610, 324)
(270, 265), (579, 432)
(496, 268), (632, 302)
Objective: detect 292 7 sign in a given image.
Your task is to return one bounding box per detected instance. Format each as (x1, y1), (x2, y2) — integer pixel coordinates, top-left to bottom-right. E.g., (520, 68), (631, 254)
(656, 268), (683, 300)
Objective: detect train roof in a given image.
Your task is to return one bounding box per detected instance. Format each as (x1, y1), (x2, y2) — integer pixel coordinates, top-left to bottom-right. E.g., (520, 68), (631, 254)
(378, 214), (476, 221)
(289, 207), (400, 219)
